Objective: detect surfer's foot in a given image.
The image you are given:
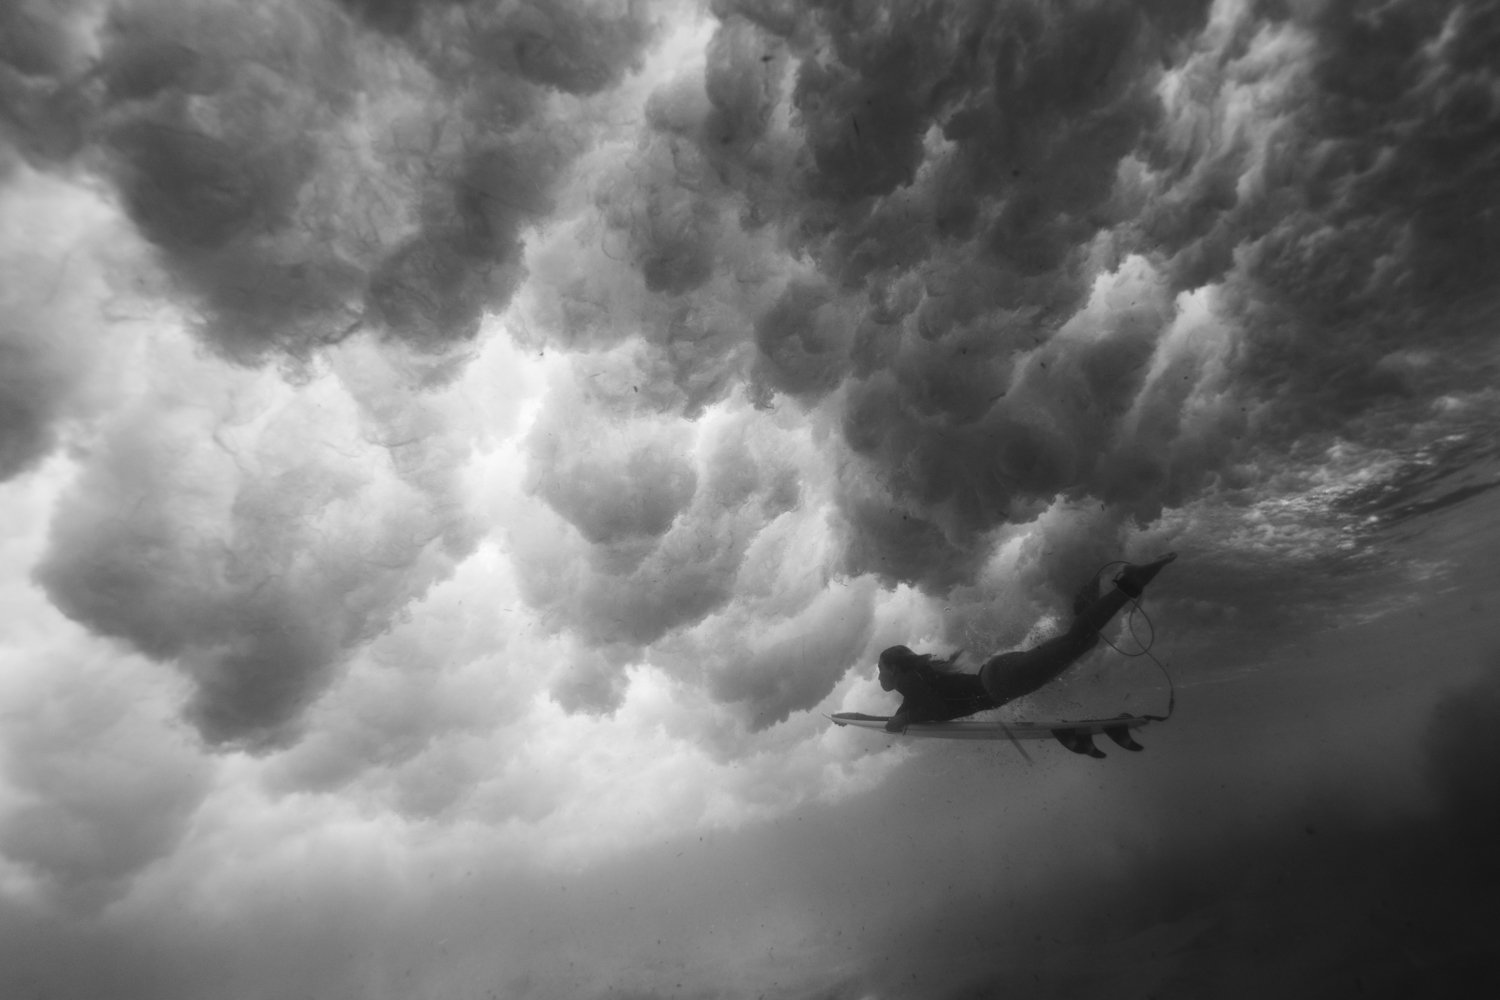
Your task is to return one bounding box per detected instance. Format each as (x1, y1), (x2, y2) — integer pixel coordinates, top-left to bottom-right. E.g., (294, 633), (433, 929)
(1114, 552), (1177, 599)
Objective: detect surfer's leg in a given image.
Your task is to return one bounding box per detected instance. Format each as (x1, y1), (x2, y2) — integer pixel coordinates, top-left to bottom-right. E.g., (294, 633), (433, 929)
(1114, 552), (1176, 599)
(978, 637), (1089, 705)
(977, 651), (1025, 705)
(1066, 587), (1132, 639)
(1071, 575), (1101, 618)
(1066, 553), (1176, 639)
(980, 554), (1176, 705)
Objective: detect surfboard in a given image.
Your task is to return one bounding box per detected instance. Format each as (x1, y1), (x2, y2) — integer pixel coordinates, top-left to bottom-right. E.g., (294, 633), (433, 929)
(827, 712), (1153, 755)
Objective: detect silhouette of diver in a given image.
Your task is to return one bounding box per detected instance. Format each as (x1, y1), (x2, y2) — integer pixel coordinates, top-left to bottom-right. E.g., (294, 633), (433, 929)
(876, 554), (1177, 733)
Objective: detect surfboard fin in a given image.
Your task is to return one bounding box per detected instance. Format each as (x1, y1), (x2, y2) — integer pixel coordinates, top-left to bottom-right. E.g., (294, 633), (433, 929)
(1104, 724), (1144, 751)
(1053, 729), (1106, 758)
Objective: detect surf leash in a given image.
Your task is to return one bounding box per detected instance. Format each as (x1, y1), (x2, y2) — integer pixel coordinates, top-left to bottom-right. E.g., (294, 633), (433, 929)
(1092, 560), (1177, 722)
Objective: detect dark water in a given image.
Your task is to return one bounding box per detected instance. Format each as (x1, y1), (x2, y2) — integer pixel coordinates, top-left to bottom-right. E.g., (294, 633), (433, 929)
(762, 460), (1500, 999)
(4, 2), (1500, 999)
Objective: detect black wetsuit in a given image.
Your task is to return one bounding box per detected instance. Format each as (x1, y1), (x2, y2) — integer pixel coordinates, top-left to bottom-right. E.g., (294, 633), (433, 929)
(891, 667), (994, 723)
(887, 554), (1178, 723)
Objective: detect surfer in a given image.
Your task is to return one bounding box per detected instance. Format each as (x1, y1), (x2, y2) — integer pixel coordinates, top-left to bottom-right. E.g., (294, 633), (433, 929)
(878, 554), (1177, 733)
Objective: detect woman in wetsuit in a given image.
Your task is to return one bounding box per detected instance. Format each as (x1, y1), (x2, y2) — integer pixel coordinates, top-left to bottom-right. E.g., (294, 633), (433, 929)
(878, 553), (1176, 733)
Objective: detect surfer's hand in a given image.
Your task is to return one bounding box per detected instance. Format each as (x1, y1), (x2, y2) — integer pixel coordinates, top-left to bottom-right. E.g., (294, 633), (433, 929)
(884, 715), (908, 734)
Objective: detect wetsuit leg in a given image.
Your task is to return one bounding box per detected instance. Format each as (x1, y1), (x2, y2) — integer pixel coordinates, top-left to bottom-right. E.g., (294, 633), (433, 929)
(978, 631), (1097, 705)
(1069, 553), (1176, 636)
(978, 554), (1176, 705)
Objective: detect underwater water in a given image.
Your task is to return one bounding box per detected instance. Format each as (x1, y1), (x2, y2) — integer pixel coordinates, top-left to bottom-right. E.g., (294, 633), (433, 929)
(832, 442), (1500, 998)
(3, 2), (1499, 999)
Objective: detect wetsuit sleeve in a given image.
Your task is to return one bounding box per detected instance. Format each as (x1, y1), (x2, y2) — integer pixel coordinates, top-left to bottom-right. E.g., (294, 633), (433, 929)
(893, 671), (941, 722)
(899, 671), (993, 723)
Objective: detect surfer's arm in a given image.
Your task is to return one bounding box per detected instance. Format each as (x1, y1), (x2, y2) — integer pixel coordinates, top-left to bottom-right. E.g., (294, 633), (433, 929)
(887, 668), (948, 729)
(886, 671), (940, 731)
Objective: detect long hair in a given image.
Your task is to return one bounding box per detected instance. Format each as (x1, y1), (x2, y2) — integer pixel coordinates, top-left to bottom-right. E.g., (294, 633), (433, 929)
(878, 644), (964, 676)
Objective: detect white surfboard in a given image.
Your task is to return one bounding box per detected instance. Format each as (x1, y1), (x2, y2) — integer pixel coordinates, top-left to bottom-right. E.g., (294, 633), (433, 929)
(827, 712), (1154, 754)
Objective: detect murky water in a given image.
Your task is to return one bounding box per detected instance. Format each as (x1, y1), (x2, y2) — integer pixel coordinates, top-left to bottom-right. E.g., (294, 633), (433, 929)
(4, 2), (1500, 999)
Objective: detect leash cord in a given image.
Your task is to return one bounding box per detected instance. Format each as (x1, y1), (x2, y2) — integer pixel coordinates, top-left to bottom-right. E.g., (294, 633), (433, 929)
(1091, 561), (1176, 721)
